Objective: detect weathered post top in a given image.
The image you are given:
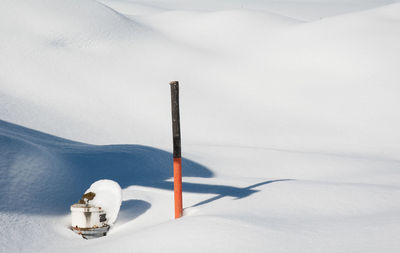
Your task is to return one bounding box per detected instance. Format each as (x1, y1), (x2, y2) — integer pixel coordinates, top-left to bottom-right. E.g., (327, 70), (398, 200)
(170, 81), (181, 159)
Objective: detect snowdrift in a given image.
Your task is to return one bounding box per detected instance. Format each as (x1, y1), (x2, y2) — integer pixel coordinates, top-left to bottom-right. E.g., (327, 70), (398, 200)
(1, 0), (400, 252)
(3, 119), (400, 253)
(0, 120), (212, 214)
(1, 0), (400, 160)
(0, 0), (140, 47)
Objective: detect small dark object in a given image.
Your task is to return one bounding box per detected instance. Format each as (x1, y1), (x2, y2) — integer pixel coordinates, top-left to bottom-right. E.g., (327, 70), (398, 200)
(99, 213), (106, 222)
(78, 192), (96, 204)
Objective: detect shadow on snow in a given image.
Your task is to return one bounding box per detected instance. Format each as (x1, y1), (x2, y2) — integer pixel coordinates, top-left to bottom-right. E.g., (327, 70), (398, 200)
(0, 120), (290, 215)
(116, 199), (151, 225)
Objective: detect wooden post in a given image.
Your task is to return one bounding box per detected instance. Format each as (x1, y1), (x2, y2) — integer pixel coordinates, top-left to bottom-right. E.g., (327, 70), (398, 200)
(170, 81), (183, 219)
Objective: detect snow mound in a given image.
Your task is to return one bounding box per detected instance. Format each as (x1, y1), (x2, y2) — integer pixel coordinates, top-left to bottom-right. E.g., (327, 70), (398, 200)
(1, 0), (400, 252)
(141, 9), (300, 52)
(1, 1), (399, 160)
(0, 0), (141, 48)
(85, 179), (122, 225)
(0, 120), (212, 214)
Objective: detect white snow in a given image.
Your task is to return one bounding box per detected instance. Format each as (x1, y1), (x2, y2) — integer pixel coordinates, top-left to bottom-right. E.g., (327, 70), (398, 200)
(84, 179), (122, 225)
(1, 0), (400, 252)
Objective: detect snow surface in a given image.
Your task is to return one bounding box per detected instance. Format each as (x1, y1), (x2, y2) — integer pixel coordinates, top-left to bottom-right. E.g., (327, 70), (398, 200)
(84, 179), (122, 225)
(1, 0), (400, 252)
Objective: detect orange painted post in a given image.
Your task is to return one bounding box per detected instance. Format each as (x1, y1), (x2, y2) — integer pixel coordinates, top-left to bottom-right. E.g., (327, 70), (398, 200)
(170, 81), (183, 219)
(173, 158), (183, 218)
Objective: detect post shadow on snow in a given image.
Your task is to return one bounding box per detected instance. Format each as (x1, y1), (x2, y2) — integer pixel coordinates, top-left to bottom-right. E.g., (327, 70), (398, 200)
(148, 179), (293, 209)
(62, 148), (292, 215)
(114, 180), (292, 225)
(0, 119), (291, 215)
(187, 179), (293, 208)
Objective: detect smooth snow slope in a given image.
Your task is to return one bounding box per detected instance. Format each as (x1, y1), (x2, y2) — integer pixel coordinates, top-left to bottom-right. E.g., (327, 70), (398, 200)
(2, 118), (400, 252)
(1, 0), (400, 159)
(102, 0), (400, 20)
(1, 0), (400, 252)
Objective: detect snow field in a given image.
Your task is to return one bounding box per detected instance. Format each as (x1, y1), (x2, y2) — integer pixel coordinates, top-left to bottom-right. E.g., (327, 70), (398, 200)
(1, 0), (400, 159)
(1, 0), (400, 252)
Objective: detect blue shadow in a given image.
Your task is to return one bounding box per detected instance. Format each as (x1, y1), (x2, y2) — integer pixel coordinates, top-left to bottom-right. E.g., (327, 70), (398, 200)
(0, 120), (291, 215)
(117, 199), (151, 224)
